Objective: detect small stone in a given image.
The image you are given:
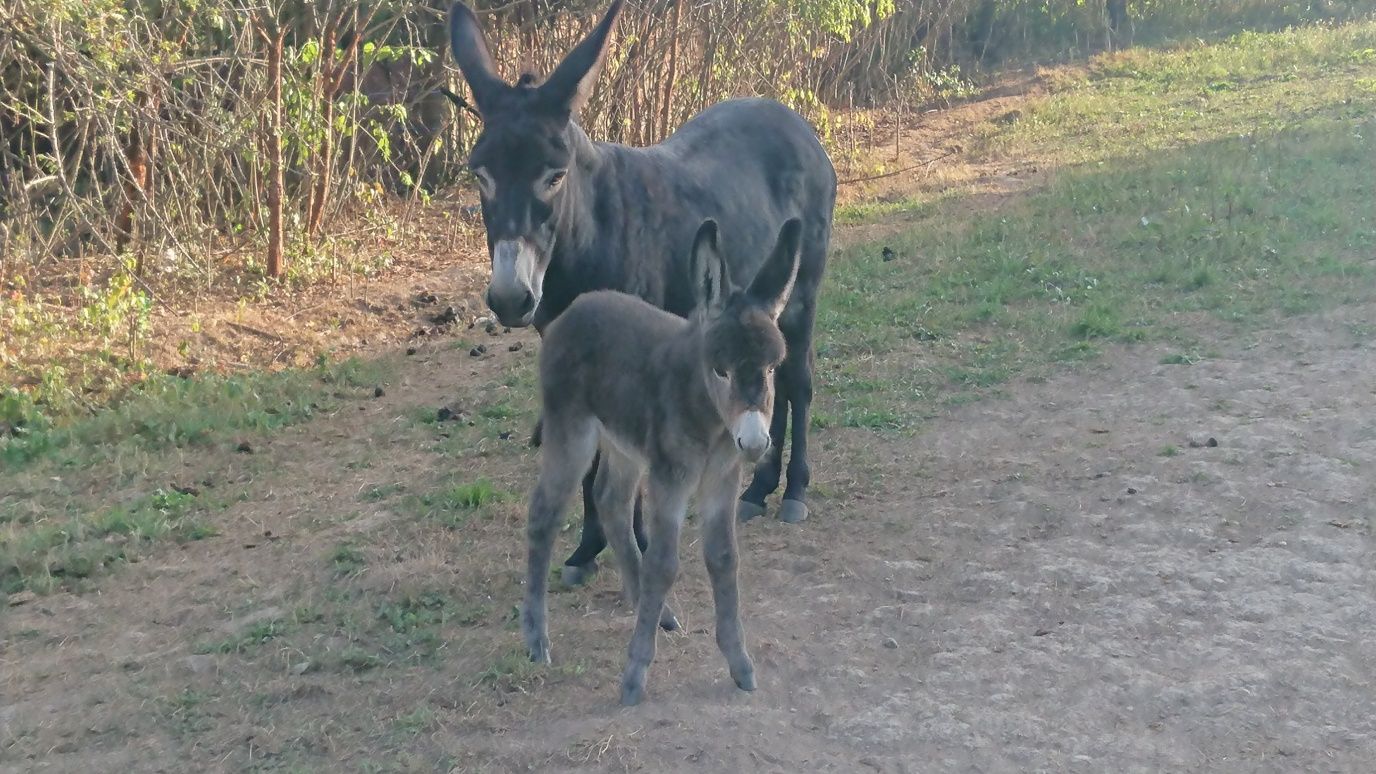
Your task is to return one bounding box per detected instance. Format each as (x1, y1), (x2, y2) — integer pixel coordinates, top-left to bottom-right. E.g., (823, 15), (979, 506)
(290, 660), (313, 676)
(235, 441), (253, 454)
(1126, 487), (1137, 495)
(405, 347), (417, 356)
(469, 344), (487, 357)
(1206, 437), (1218, 447)
(373, 386), (385, 398)
(485, 321), (499, 335)
(882, 637), (898, 649)
(894, 589), (922, 602)
(1034, 628), (1052, 637)
(508, 342), (523, 352)
(7, 590), (37, 607)
(437, 405), (462, 422)
(881, 246), (897, 262)
(498, 431), (513, 441)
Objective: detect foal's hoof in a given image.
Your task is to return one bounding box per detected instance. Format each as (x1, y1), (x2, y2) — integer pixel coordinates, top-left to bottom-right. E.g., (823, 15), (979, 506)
(560, 560), (598, 588)
(737, 499), (766, 523)
(732, 667), (757, 692)
(778, 499), (809, 524)
(620, 677), (646, 706)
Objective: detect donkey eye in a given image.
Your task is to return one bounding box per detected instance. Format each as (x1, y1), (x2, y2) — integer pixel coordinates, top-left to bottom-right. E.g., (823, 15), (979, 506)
(546, 169), (567, 189)
(472, 167), (495, 198)
(713, 366), (729, 380)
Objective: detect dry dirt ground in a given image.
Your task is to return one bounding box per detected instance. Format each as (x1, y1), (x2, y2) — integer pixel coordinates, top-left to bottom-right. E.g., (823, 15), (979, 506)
(4, 299), (1374, 772)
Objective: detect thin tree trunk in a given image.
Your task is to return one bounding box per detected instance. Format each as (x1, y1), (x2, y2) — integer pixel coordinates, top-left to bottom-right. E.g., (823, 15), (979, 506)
(659, 0), (683, 141)
(115, 89), (157, 262)
(305, 15), (339, 241)
(265, 26), (286, 279)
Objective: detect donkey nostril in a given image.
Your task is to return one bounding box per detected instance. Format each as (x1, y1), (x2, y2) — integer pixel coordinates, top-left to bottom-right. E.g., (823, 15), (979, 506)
(736, 437), (745, 450)
(517, 291), (536, 317)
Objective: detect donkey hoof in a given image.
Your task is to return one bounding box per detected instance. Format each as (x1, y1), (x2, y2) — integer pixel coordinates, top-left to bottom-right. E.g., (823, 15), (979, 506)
(659, 608), (681, 632)
(560, 560), (598, 588)
(778, 499), (809, 524)
(732, 668), (757, 692)
(737, 499), (766, 523)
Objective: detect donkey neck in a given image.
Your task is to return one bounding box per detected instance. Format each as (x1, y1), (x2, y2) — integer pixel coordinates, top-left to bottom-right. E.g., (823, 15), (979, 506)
(551, 122), (604, 256)
(536, 123), (668, 331)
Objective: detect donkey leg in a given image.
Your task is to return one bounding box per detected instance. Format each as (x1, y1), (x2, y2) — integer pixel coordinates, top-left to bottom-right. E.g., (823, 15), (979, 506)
(596, 451), (679, 632)
(778, 330), (816, 525)
(700, 458), (755, 691)
(563, 458), (651, 586)
(738, 382), (789, 522)
(523, 419), (598, 664)
(621, 476), (691, 706)
(560, 462), (605, 587)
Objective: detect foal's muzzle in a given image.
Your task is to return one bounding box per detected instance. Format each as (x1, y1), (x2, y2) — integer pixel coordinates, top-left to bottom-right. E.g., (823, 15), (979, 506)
(732, 409), (771, 462)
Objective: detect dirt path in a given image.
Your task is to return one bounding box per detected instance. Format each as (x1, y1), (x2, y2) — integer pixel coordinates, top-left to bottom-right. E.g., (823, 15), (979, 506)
(5, 298), (1373, 772)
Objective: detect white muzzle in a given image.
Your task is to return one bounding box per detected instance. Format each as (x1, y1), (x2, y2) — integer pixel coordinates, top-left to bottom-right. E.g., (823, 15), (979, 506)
(732, 410), (771, 461)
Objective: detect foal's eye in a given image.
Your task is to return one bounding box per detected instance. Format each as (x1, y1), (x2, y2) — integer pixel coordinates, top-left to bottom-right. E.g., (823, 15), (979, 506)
(712, 366), (729, 380)
(546, 170), (567, 190)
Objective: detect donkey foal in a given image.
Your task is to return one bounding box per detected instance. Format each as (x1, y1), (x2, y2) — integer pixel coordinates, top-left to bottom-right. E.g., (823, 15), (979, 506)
(522, 219), (802, 705)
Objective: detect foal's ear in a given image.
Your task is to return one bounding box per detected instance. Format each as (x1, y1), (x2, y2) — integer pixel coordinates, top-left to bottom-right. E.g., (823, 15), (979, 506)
(538, 1), (623, 118)
(448, 2), (508, 116)
(690, 220), (727, 311)
(748, 219), (803, 320)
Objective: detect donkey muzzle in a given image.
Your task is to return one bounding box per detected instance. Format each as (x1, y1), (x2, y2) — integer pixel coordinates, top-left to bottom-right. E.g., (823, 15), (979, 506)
(487, 238), (541, 327)
(732, 410), (771, 462)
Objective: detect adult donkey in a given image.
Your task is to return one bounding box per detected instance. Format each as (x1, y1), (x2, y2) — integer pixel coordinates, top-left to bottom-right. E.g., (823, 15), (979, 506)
(446, 1), (836, 582)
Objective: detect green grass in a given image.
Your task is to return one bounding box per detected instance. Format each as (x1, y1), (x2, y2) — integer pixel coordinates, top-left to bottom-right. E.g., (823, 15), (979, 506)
(330, 542), (367, 576)
(402, 478), (509, 528)
(816, 21), (1376, 430)
(1, 487), (215, 593)
(1, 356), (390, 469)
(195, 618), (289, 655)
(980, 21), (1376, 165)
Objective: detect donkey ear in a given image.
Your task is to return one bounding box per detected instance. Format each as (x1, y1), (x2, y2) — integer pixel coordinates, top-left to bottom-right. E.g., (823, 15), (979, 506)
(690, 220), (727, 311)
(448, 2), (507, 116)
(747, 219), (803, 319)
(537, 1), (623, 118)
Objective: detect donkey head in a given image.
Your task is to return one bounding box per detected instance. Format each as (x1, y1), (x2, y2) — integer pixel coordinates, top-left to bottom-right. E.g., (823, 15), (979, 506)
(448, 1), (623, 327)
(690, 218), (802, 462)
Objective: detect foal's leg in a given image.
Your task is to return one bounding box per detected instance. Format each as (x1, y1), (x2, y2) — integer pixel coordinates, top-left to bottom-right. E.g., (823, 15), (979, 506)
(738, 373), (789, 522)
(621, 474), (692, 706)
(595, 450), (679, 632)
(700, 455), (756, 691)
(522, 418), (597, 664)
